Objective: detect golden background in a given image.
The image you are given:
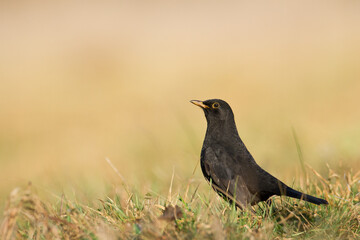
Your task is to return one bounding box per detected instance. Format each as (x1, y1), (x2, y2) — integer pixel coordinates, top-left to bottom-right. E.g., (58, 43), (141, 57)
(0, 1), (359, 210)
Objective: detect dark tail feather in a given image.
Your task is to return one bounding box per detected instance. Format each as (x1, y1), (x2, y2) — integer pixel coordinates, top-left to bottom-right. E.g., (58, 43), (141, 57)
(285, 187), (328, 205)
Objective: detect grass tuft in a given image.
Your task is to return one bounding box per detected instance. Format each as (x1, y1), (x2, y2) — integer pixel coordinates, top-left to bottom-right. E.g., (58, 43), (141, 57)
(0, 166), (359, 239)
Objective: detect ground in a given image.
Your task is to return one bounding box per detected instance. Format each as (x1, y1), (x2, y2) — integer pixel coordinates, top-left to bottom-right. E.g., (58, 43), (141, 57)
(1, 164), (359, 239)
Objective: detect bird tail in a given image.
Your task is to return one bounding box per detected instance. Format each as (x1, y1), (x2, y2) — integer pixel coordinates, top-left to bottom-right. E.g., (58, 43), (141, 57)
(285, 186), (328, 205)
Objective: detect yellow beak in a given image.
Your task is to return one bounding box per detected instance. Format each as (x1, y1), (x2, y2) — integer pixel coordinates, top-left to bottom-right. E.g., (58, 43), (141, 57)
(190, 100), (209, 109)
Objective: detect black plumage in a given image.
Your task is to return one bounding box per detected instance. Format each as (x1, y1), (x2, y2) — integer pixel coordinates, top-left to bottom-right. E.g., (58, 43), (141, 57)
(191, 99), (328, 209)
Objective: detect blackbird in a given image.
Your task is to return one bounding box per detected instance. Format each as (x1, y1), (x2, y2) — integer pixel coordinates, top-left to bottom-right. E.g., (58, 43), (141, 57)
(191, 99), (328, 209)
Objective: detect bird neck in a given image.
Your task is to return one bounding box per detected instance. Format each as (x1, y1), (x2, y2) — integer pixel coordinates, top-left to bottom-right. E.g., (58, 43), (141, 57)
(204, 117), (240, 143)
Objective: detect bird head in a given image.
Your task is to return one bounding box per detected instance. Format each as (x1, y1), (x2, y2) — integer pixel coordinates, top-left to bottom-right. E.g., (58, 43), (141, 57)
(190, 99), (234, 124)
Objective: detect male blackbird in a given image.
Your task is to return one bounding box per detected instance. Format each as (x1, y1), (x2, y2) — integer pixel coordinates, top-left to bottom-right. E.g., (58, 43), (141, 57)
(191, 99), (328, 209)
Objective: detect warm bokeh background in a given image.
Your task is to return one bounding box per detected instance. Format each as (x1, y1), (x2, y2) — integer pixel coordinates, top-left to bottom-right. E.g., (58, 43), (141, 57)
(1, 1), (359, 211)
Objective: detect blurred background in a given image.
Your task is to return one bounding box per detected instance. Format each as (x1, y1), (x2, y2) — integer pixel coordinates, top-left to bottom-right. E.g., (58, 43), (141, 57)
(0, 1), (359, 210)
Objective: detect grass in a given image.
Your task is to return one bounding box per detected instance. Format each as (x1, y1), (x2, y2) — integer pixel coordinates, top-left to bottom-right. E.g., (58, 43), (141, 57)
(1, 164), (359, 239)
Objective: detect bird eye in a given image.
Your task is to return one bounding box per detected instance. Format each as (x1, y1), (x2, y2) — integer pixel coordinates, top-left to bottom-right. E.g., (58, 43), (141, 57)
(212, 102), (220, 109)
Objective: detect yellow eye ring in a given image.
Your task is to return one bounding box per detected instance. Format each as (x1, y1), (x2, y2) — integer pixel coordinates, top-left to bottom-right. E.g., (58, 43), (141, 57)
(212, 102), (220, 109)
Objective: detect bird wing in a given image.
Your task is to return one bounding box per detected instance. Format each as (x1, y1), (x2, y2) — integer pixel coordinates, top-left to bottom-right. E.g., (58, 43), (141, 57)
(201, 146), (255, 208)
(233, 145), (288, 201)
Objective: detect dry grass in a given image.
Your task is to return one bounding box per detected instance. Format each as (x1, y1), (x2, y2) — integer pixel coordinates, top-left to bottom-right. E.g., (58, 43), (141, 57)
(1, 165), (359, 239)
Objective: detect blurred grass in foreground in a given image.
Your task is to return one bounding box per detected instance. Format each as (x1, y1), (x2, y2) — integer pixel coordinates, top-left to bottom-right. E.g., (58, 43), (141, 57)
(0, 165), (359, 239)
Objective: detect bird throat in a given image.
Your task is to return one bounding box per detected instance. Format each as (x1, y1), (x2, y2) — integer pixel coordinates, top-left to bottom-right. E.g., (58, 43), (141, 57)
(204, 117), (239, 144)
